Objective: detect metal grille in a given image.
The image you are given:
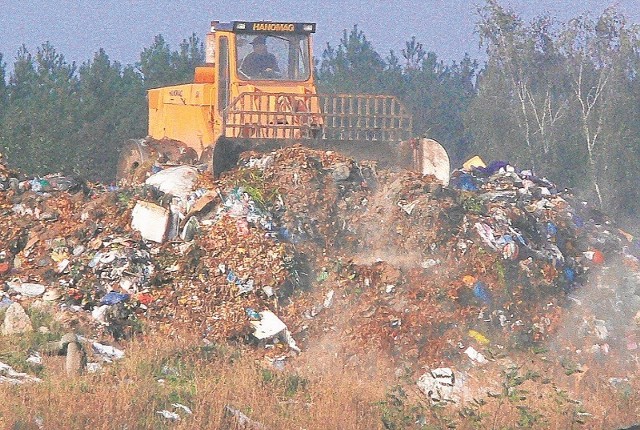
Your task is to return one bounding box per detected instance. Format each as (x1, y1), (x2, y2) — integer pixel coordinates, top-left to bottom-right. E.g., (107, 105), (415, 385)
(222, 93), (412, 141)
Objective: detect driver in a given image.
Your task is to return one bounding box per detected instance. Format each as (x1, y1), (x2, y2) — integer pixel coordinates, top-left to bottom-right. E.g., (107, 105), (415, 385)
(241, 35), (280, 77)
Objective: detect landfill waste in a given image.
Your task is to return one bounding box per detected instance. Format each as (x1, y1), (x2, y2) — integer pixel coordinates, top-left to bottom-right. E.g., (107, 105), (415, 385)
(156, 409), (181, 421)
(416, 367), (461, 404)
(1, 302), (33, 336)
(0, 144), (639, 425)
(223, 405), (268, 430)
(0, 361), (41, 384)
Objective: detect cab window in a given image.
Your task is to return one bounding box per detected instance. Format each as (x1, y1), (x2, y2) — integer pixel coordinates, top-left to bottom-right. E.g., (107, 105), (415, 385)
(236, 33), (311, 81)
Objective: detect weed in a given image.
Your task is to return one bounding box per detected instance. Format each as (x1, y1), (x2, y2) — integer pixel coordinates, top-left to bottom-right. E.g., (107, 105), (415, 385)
(284, 374), (308, 397)
(377, 386), (427, 429)
(462, 196), (484, 214)
(459, 405), (486, 425)
(501, 368), (539, 403)
(531, 345), (548, 355)
(261, 368), (275, 384)
(560, 358), (583, 376)
(516, 405), (544, 428)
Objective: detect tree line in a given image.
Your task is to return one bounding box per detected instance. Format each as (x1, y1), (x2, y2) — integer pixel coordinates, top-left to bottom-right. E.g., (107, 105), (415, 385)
(0, 35), (202, 182)
(0, 1), (639, 221)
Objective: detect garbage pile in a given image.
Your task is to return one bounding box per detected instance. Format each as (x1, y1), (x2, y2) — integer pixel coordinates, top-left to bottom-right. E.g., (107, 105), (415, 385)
(0, 145), (638, 376)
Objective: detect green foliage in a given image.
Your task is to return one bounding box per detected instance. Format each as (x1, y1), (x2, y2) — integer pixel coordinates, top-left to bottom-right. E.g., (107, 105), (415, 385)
(138, 33), (204, 89)
(377, 386), (428, 429)
(317, 25), (387, 94)
(468, 0), (640, 217)
(0, 34), (202, 183)
(0, 53), (6, 115)
(74, 49), (147, 180)
(516, 405), (543, 427)
(0, 43), (80, 176)
(317, 27), (478, 164)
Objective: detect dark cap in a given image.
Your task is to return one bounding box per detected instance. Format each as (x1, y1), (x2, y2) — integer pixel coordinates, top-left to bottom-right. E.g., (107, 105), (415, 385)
(250, 35), (267, 45)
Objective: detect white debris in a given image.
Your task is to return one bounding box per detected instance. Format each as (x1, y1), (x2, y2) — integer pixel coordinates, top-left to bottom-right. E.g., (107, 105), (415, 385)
(91, 342), (125, 362)
(145, 165), (199, 200)
(464, 346), (488, 364)
(398, 200), (417, 215)
(224, 405), (268, 429)
(250, 311), (301, 352)
(594, 320), (609, 340)
(421, 259), (439, 269)
(11, 282), (46, 297)
(26, 352), (42, 365)
(0, 361), (41, 384)
(283, 329), (301, 353)
(131, 201), (170, 243)
(250, 311), (287, 340)
(156, 410), (181, 421)
(171, 403), (193, 415)
(86, 362), (103, 373)
(417, 367), (460, 404)
(323, 290), (335, 308)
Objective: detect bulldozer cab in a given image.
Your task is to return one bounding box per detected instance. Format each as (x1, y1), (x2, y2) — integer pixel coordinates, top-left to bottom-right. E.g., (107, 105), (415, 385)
(213, 21), (315, 84)
(202, 21), (323, 142)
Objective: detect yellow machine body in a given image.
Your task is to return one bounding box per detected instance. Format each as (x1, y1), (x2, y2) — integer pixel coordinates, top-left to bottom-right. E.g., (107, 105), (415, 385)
(147, 21), (320, 157)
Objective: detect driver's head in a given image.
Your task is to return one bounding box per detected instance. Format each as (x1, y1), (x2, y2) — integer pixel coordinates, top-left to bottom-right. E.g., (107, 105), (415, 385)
(250, 36), (268, 52)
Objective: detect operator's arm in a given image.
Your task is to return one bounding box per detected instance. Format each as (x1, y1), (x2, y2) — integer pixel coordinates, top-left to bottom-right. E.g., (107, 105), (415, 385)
(240, 53), (257, 76)
(268, 54), (280, 72)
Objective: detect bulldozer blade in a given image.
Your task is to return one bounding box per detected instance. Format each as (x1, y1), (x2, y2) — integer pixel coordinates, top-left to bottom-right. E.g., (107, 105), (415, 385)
(211, 136), (450, 183)
(417, 138), (450, 186)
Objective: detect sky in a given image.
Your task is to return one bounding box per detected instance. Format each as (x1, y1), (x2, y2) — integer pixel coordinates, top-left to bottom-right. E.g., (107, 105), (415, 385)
(1, 0), (640, 71)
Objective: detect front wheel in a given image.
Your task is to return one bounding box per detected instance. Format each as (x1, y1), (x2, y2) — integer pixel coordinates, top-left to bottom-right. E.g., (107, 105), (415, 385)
(116, 139), (154, 185)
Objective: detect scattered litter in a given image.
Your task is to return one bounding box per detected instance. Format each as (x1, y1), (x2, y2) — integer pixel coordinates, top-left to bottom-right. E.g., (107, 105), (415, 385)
(0, 361), (41, 384)
(26, 352), (42, 365)
(464, 346), (488, 364)
(156, 410), (181, 421)
(223, 405), (268, 430)
(91, 342), (125, 362)
(171, 403), (193, 415)
(417, 367), (459, 404)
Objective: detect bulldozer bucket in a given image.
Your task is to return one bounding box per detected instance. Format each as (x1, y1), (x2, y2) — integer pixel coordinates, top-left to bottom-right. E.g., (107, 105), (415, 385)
(215, 92), (450, 181)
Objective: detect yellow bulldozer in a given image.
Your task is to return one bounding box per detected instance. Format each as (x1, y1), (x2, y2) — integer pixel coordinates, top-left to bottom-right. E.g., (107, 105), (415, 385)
(117, 20), (449, 183)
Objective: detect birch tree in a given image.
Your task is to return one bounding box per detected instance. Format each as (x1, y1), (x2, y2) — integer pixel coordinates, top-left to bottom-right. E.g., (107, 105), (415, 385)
(558, 9), (640, 208)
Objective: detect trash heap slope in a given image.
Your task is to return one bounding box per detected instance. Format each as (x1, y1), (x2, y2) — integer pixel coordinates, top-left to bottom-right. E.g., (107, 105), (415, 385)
(0, 145), (638, 375)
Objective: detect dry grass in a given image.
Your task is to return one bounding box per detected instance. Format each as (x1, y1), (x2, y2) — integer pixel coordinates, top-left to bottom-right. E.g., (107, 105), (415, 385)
(0, 327), (638, 429)
(0, 331), (387, 430)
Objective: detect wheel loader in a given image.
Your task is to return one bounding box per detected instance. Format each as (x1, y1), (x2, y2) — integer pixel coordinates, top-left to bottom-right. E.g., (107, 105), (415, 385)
(117, 20), (449, 184)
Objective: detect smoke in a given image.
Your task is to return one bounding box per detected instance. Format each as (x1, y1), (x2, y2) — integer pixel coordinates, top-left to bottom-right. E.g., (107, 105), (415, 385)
(547, 255), (640, 378)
